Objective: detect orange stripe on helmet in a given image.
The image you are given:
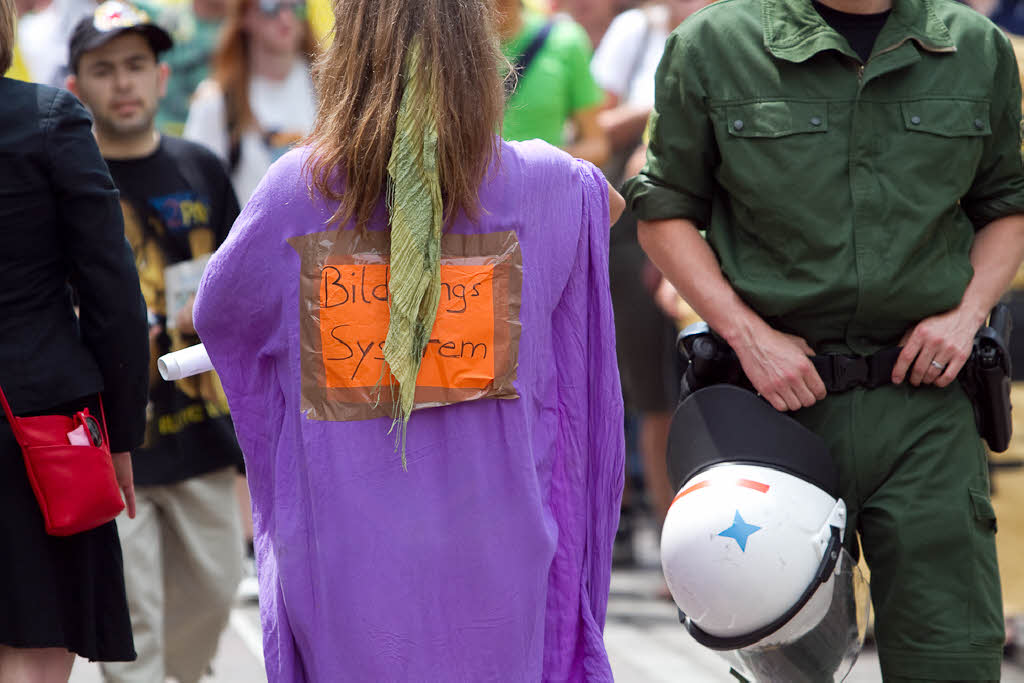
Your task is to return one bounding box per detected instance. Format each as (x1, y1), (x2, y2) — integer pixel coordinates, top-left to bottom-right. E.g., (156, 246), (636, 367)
(670, 478), (770, 507)
(736, 478), (770, 493)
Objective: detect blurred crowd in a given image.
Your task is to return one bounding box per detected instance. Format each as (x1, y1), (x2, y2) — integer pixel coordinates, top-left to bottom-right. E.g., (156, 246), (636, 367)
(2, 0), (723, 607)
(6, 0), (1024, 678)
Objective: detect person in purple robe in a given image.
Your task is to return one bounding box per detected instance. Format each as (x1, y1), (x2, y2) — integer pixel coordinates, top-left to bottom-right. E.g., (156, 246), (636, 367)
(192, 0), (627, 680)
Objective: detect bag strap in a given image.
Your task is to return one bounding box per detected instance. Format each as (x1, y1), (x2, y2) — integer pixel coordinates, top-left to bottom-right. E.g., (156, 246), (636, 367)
(223, 89), (278, 174)
(96, 394), (112, 452)
(224, 90), (244, 173)
(507, 21), (555, 97)
(0, 383), (27, 443)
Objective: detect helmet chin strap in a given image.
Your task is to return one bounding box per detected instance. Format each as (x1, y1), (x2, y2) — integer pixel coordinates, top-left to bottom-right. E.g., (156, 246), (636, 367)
(680, 521), (845, 651)
(813, 498), (848, 560)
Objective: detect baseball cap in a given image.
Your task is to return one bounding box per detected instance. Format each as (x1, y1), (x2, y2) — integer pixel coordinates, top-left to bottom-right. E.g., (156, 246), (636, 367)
(68, 1), (173, 73)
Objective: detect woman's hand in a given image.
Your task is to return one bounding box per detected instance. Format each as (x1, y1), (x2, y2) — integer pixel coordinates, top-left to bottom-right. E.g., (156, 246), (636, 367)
(111, 451), (136, 519)
(892, 306), (982, 388)
(732, 328), (827, 412)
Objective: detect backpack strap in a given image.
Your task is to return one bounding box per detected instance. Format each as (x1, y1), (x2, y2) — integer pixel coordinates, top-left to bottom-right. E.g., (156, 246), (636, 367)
(223, 91), (244, 173)
(507, 21), (555, 97)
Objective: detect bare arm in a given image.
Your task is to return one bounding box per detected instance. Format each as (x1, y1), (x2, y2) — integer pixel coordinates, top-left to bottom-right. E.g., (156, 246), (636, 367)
(638, 217), (826, 411)
(565, 105), (610, 168)
(964, 215), (1024, 319)
(894, 213), (1024, 386)
(111, 451), (136, 519)
(608, 182), (625, 225)
(598, 104), (653, 152)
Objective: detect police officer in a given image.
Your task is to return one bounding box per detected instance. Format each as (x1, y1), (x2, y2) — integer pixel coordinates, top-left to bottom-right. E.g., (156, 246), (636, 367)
(622, 0), (1024, 678)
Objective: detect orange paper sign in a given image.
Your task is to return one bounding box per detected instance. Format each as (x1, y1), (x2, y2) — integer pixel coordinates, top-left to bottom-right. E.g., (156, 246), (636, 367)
(318, 264), (495, 390)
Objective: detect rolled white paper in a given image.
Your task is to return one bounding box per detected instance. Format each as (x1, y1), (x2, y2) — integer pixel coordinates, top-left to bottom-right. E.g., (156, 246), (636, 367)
(158, 343), (213, 381)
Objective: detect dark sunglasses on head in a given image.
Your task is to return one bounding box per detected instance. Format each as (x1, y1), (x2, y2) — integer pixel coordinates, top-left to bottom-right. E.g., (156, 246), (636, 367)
(257, 0), (306, 19)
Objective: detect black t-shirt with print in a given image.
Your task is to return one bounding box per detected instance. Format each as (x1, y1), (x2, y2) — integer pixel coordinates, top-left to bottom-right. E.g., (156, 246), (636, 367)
(106, 136), (242, 486)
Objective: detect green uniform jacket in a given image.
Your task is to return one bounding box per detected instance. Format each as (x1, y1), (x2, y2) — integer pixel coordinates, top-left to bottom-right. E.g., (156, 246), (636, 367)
(623, 0), (1024, 354)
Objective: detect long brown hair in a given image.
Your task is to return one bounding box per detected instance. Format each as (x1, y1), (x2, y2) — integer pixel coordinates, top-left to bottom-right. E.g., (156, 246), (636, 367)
(304, 0), (506, 231)
(0, 0), (15, 76)
(210, 0), (317, 151)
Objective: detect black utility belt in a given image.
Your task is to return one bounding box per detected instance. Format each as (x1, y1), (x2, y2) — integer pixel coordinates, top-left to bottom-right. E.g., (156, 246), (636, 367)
(810, 347), (901, 393)
(678, 305), (1014, 453)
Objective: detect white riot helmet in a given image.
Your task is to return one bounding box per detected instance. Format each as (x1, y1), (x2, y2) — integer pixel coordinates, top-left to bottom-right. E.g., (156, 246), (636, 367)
(661, 383), (870, 682)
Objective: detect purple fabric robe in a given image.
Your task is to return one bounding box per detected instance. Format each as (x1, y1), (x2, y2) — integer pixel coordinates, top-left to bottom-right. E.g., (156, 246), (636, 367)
(193, 139), (624, 682)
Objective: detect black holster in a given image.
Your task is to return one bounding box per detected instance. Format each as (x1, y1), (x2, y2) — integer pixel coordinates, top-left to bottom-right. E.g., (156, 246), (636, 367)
(677, 323), (748, 402)
(960, 303), (1014, 453)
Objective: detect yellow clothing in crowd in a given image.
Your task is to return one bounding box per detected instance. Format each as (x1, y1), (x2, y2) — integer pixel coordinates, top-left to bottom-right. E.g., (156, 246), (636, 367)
(307, 0), (551, 43)
(5, 45), (31, 82)
(307, 0), (332, 43)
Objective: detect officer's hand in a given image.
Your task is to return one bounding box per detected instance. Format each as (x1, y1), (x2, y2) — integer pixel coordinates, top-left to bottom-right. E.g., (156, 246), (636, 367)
(733, 330), (827, 412)
(893, 307), (977, 387)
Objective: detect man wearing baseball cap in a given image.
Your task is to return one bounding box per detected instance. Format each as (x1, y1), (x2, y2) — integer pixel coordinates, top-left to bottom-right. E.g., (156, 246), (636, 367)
(66, 4), (245, 682)
(68, 0), (172, 74)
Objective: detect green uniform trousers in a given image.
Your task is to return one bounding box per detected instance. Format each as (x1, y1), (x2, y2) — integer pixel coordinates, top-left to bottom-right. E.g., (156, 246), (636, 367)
(792, 381), (1003, 681)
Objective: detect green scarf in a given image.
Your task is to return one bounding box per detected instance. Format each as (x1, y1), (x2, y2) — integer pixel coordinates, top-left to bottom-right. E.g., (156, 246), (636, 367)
(381, 41), (443, 469)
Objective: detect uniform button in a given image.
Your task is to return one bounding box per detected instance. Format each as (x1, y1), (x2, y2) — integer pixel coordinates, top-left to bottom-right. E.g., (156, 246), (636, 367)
(910, 115), (921, 125)
(733, 119), (744, 131)
(810, 116), (822, 126)
(974, 118), (985, 130)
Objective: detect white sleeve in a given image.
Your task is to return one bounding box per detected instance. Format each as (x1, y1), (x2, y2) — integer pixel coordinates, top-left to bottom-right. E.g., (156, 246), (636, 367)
(183, 82), (231, 162)
(590, 9), (648, 98)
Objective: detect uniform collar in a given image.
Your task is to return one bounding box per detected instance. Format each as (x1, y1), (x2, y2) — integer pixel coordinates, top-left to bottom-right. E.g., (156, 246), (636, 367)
(762, 0), (956, 64)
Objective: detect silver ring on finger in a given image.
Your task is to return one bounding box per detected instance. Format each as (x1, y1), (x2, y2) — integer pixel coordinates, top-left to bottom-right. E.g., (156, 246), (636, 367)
(930, 360), (947, 371)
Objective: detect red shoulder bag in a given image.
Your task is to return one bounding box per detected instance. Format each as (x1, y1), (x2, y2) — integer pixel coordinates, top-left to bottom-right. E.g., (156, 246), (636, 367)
(0, 385), (125, 536)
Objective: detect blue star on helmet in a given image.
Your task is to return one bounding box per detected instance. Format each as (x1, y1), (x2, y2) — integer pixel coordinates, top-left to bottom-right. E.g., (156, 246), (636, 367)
(718, 511), (762, 552)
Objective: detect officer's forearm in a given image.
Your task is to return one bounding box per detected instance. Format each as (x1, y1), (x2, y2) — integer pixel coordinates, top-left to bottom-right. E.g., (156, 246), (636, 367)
(960, 213), (1024, 326)
(637, 218), (772, 348)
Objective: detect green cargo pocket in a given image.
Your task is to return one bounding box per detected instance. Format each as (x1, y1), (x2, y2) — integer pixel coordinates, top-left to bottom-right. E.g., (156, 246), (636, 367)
(968, 486), (1004, 647)
(723, 100), (829, 138)
(901, 99), (991, 138)
(970, 487), (997, 533)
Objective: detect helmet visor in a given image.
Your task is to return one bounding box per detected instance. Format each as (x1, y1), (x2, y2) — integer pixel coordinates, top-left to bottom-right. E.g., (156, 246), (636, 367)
(718, 549), (870, 682)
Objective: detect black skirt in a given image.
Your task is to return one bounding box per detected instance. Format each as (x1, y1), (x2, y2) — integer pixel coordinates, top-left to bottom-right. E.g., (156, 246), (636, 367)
(0, 401), (136, 662)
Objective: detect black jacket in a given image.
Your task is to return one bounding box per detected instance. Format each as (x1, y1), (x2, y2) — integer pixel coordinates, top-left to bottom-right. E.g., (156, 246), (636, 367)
(0, 78), (149, 452)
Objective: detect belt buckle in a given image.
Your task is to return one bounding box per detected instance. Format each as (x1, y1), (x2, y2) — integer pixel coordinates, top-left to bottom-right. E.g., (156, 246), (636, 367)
(832, 354), (869, 392)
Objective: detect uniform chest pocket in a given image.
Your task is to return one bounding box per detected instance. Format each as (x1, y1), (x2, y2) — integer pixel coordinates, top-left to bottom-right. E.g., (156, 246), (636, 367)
(723, 100), (829, 138)
(898, 99), (990, 198)
(714, 100), (831, 223)
(713, 101), (834, 269)
(900, 99), (991, 138)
